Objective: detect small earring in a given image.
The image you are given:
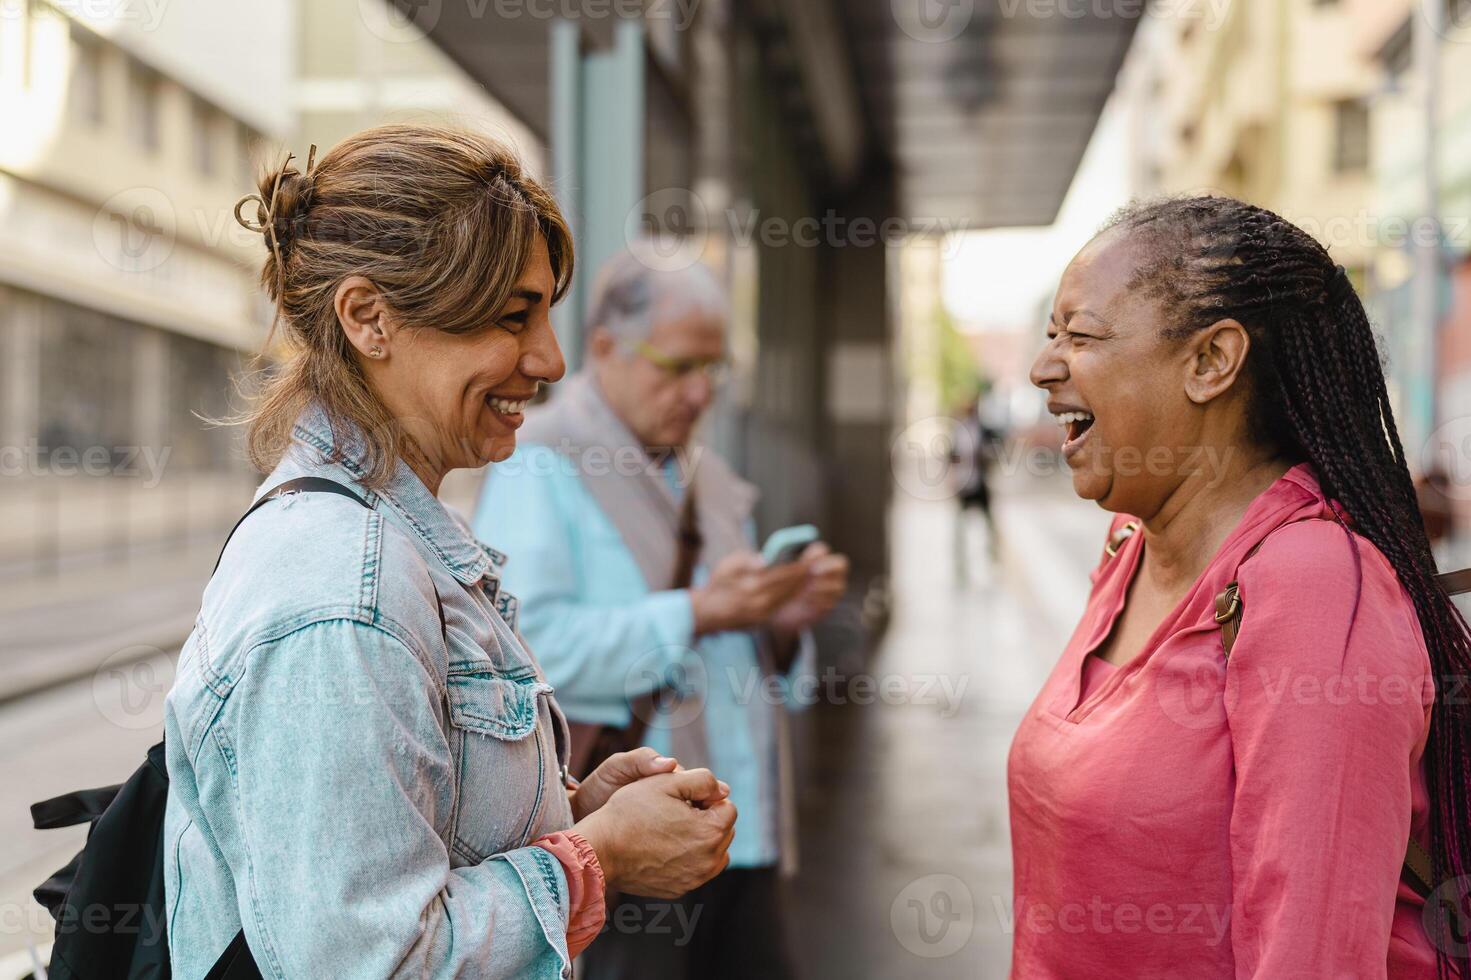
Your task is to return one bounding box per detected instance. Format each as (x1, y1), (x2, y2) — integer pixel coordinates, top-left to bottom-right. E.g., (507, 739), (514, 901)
(368, 346), (384, 358)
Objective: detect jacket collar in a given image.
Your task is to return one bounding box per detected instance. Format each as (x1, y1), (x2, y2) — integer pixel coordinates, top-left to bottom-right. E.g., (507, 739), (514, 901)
(289, 403), (505, 587)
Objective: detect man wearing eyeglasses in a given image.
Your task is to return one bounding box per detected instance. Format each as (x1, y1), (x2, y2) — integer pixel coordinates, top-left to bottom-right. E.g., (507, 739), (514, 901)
(473, 247), (847, 979)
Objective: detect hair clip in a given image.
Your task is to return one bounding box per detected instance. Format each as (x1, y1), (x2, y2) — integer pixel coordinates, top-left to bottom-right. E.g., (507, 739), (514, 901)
(233, 146), (317, 268)
(233, 193), (268, 234)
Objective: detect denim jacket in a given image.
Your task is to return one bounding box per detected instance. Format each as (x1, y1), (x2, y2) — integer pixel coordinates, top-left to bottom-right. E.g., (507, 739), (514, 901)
(164, 405), (577, 979)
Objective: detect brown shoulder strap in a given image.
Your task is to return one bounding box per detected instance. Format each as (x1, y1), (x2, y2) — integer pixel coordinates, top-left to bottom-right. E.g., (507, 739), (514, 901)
(1211, 537), (1273, 661)
(1437, 567), (1471, 597)
(671, 485), (703, 591)
(1103, 520), (1140, 562)
(1404, 837), (1435, 900)
(1219, 564), (1471, 658)
(568, 485), (705, 781)
(1214, 583), (1244, 660)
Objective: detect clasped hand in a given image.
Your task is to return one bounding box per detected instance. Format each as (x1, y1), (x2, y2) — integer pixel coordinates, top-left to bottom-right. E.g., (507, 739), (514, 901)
(571, 748), (737, 899)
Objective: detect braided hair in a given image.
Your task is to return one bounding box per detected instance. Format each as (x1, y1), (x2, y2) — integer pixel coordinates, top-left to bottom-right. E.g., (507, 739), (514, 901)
(1104, 195), (1470, 976)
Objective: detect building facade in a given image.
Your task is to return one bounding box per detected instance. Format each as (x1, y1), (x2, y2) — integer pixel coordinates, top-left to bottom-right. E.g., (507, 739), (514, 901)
(1119, 0), (1381, 279)
(0, 0), (291, 573)
(1361, 0), (1471, 542)
(0, 0), (555, 571)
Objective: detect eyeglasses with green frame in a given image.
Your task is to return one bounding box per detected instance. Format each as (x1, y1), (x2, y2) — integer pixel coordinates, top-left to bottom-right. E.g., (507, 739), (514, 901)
(625, 340), (732, 387)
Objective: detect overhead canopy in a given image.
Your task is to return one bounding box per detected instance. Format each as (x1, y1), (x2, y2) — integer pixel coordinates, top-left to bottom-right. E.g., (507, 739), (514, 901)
(394, 0), (1137, 228)
(815, 0), (1139, 227)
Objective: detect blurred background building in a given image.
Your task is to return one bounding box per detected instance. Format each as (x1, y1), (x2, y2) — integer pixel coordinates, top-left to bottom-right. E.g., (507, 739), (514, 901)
(0, 0), (286, 575)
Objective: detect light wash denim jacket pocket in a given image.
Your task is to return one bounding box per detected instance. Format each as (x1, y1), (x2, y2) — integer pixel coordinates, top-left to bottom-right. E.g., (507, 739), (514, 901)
(164, 406), (577, 979)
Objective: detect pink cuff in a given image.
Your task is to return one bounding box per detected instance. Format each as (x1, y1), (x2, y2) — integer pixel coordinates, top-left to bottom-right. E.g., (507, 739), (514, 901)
(532, 831), (607, 958)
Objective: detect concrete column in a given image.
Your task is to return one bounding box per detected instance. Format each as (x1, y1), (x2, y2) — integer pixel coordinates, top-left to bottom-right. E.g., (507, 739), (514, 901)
(548, 20), (646, 373)
(817, 175), (898, 591)
(579, 20), (645, 307)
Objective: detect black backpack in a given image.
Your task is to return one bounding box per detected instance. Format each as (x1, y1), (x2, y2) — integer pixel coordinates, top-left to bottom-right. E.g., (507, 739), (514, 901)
(29, 478), (369, 980)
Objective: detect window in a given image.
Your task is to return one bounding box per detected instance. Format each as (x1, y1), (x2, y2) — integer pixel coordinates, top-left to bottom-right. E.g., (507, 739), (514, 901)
(167, 333), (240, 470)
(126, 59), (161, 154)
(191, 97), (215, 176)
(37, 300), (135, 463)
(69, 27), (104, 126)
(1332, 99), (1370, 174)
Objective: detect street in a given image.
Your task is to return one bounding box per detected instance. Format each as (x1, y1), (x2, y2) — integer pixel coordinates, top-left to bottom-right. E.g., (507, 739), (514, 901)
(0, 470), (1110, 977)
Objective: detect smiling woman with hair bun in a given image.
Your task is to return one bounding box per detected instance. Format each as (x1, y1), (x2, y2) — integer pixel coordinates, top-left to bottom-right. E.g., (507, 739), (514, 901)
(162, 124), (737, 978)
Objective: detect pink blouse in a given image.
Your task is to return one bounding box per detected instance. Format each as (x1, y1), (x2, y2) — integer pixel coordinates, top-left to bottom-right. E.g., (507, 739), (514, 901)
(1008, 464), (1440, 978)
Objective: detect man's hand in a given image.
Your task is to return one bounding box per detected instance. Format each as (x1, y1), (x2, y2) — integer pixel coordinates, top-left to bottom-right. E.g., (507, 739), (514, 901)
(769, 542), (850, 640)
(569, 747), (679, 822)
(690, 551), (808, 636)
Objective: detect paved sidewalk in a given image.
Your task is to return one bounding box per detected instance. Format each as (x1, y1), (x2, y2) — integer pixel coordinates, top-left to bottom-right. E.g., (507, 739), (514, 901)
(787, 471), (1109, 978)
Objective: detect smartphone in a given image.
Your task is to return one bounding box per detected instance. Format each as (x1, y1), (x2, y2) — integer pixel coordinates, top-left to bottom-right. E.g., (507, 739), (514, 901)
(761, 524), (820, 565)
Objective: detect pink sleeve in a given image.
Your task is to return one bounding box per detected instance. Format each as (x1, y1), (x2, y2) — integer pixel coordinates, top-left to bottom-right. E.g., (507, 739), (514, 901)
(532, 831), (607, 959)
(1225, 520), (1432, 977)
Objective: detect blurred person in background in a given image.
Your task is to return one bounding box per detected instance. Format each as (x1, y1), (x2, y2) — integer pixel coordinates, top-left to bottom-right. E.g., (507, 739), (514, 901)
(950, 390), (1003, 584)
(475, 249), (849, 979)
(1016, 195), (1468, 978)
(164, 126), (736, 978)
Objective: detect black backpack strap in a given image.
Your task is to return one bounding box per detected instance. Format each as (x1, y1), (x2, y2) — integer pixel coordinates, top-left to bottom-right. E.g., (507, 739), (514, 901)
(31, 785), (124, 830)
(213, 477), (371, 575)
(211, 477), (446, 638)
(204, 929), (261, 980)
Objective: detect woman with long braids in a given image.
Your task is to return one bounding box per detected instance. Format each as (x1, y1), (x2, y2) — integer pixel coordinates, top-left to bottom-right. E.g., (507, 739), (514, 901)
(1011, 195), (1468, 977)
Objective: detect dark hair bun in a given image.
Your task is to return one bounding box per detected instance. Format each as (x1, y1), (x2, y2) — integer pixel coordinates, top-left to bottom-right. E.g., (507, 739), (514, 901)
(253, 157), (316, 258)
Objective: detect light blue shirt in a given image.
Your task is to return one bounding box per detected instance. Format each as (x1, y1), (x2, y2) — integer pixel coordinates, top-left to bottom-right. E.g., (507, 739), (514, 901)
(476, 443), (805, 868)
